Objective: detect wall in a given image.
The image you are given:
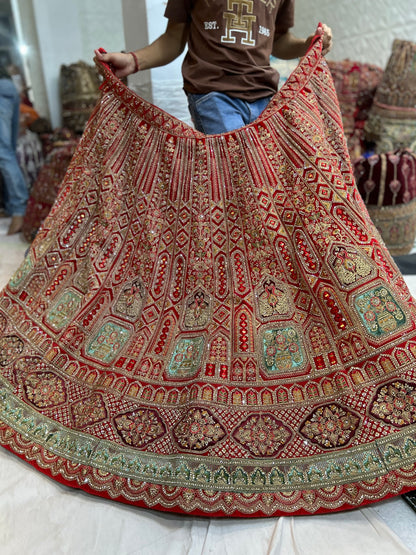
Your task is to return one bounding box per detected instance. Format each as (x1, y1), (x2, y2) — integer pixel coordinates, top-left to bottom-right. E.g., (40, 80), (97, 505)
(293, 0), (416, 68)
(122, 0), (152, 103)
(14, 0), (125, 128)
(11, 0), (47, 118)
(144, 0), (190, 125)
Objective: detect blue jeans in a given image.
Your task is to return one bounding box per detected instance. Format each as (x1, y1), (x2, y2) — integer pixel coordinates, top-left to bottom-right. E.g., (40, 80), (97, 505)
(0, 78), (28, 216)
(187, 91), (272, 134)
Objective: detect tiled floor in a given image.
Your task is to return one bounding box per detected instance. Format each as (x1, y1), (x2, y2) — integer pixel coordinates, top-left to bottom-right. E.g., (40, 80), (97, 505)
(0, 217), (28, 289)
(0, 215), (415, 552)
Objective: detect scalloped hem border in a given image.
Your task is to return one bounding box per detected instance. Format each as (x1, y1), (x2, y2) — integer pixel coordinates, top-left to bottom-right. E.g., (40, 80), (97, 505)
(1, 422), (416, 518)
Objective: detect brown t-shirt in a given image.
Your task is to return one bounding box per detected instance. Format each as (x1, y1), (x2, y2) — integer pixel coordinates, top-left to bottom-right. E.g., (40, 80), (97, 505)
(165, 0), (295, 100)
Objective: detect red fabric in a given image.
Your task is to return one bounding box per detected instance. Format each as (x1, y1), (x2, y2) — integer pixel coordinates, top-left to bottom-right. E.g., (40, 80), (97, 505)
(1, 31), (416, 517)
(355, 149), (416, 206)
(22, 130), (79, 242)
(327, 59), (384, 161)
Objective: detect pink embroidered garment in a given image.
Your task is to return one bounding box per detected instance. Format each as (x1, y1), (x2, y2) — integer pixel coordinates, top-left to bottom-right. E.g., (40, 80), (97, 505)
(1, 32), (416, 517)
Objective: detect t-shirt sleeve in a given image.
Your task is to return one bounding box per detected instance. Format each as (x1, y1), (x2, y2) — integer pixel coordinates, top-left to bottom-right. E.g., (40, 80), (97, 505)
(164, 0), (192, 23)
(275, 0), (295, 36)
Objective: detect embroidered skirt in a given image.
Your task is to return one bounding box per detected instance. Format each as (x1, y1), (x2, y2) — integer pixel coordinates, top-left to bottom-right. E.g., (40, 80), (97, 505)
(1, 32), (416, 517)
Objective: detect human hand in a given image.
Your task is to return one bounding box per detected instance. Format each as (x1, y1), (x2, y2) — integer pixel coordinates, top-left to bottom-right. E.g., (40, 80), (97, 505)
(93, 49), (138, 78)
(304, 24), (333, 56)
(317, 23), (333, 56)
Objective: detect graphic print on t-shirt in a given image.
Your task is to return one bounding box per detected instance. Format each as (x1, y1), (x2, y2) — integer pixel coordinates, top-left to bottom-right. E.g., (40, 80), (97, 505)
(221, 0), (257, 46)
(260, 0), (278, 13)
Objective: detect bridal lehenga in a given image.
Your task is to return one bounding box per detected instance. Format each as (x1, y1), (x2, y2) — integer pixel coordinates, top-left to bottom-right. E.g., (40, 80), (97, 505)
(1, 33), (416, 517)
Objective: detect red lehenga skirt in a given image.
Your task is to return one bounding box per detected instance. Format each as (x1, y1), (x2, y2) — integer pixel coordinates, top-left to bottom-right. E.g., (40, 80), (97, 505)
(1, 33), (416, 518)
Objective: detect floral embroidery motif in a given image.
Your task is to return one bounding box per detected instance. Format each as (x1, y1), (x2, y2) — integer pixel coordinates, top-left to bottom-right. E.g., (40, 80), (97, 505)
(0, 314), (6, 335)
(262, 327), (305, 375)
(46, 290), (83, 330)
(256, 277), (290, 319)
(329, 245), (372, 286)
(167, 336), (205, 378)
(86, 322), (130, 363)
(8, 255), (33, 291)
(300, 404), (360, 449)
(183, 289), (211, 329)
(370, 380), (416, 427)
(71, 393), (107, 428)
(114, 278), (145, 320)
(0, 336), (24, 366)
(233, 414), (292, 457)
(173, 408), (226, 451)
(13, 356), (52, 377)
(23, 372), (67, 409)
(354, 286), (406, 336)
(114, 409), (166, 448)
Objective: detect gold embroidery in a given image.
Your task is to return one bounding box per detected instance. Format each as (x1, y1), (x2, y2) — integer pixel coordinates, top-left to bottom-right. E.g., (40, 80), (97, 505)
(329, 245), (372, 287)
(256, 277), (291, 319)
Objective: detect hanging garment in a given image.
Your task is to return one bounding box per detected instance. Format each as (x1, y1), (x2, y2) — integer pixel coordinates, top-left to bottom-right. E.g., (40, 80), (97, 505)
(1, 31), (416, 518)
(21, 131), (80, 242)
(365, 39), (416, 153)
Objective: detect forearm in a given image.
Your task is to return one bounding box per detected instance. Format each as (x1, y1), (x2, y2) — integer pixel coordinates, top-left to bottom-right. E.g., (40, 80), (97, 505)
(94, 21), (188, 78)
(134, 26), (188, 70)
(272, 31), (311, 59)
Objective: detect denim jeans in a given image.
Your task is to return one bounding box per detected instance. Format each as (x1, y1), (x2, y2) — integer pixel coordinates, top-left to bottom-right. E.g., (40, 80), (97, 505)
(187, 91), (272, 134)
(0, 78), (28, 216)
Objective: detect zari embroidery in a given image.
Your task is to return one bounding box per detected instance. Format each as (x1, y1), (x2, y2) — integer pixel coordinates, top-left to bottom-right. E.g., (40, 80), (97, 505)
(1, 32), (416, 517)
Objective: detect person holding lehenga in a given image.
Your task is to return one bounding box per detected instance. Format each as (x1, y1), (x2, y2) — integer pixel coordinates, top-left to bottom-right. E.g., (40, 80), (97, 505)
(95, 0), (332, 134)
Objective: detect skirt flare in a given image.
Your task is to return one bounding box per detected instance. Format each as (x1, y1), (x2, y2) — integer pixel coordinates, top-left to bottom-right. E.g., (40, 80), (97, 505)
(1, 33), (416, 517)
